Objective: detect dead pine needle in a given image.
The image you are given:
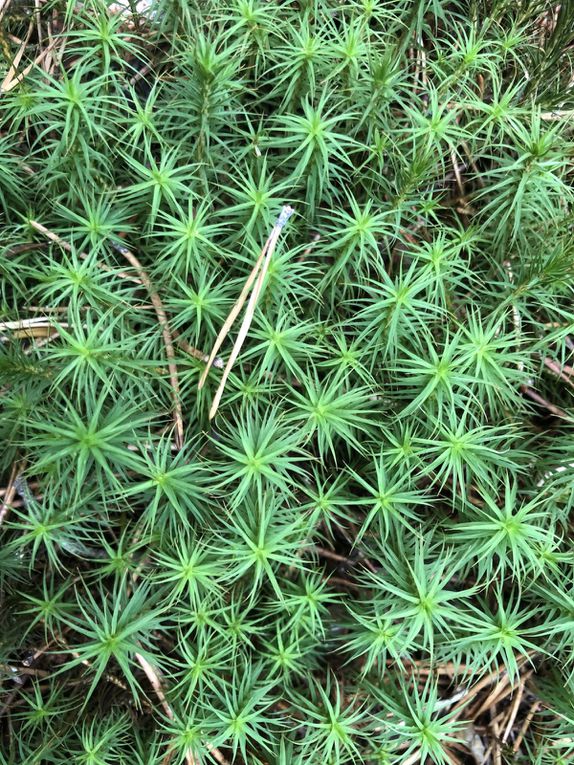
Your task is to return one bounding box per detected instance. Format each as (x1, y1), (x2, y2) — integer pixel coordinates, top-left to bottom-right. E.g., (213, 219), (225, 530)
(198, 205), (294, 420)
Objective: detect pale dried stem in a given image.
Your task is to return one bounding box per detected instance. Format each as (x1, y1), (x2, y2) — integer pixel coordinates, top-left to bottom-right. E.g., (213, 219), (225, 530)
(133, 652), (173, 720)
(402, 750), (422, 765)
(1, 18), (34, 92)
(199, 206), (294, 419)
(450, 665), (507, 720)
(0, 463), (19, 526)
(543, 356), (574, 388)
(521, 385), (571, 420)
(491, 711), (502, 765)
(197, 230), (275, 390)
(0, 0), (14, 23)
(1, 40), (57, 93)
(28, 221), (210, 358)
(472, 672), (515, 719)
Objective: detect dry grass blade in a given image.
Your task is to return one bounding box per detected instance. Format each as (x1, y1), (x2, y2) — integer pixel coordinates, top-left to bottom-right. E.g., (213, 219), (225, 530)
(28, 220), (141, 284)
(0, 462), (20, 527)
(199, 205), (294, 419)
(1, 40), (57, 93)
(0, 0), (14, 23)
(0, 17), (34, 92)
(197, 230), (275, 391)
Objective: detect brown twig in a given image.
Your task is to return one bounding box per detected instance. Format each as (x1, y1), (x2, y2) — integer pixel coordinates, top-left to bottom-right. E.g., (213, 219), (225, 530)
(28, 220), (215, 366)
(28, 221), (185, 448)
(111, 241), (184, 449)
(0, 17), (34, 92)
(135, 651), (229, 765)
(298, 232), (320, 262)
(402, 750), (422, 765)
(0, 462), (22, 527)
(450, 665), (507, 720)
(133, 652), (174, 720)
(543, 357), (574, 388)
(450, 149), (464, 196)
(28, 220), (140, 283)
(313, 546), (350, 564)
(471, 667), (522, 720)
(130, 556), (227, 765)
(0, 0), (14, 23)
(0, 634), (61, 719)
(502, 670), (532, 744)
(521, 385), (571, 420)
(491, 710), (502, 765)
(324, 575), (360, 592)
(512, 700), (541, 752)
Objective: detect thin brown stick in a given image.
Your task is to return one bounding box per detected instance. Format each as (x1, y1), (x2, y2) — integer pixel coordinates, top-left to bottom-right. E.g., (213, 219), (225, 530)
(24, 330), (60, 354)
(131, 561), (227, 765)
(33, 0), (42, 52)
(28, 220), (141, 284)
(0, 462), (22, 527)
(0, 664), (50, 678)
(521, 385), (571, 420)
(133, 652), (174, 720)
(134, 649), (228, 765)
(491, 710), (502, 765)
(55, 631), (134, 697)
(460, 139), (484, 188)
(543, 357), (574, 388)
(111, 241), (184, 448)
(28, 221), (184, 449)
(28, 220), (213, 362)
(512, 700), (541, 753)
(0, 0), (14, 23)
(450, 149), (464, 195)
(450, 665), (507, 720)
(471, 672), (514, 719)
(324, 575), (360, 592)
(402, 750), (422, 765)
(0, 636), (57, 719)
(502, 670), (532, 744)
(314, 546), (350, 564)
(0, 18), (34, 92)
(174, 332), (222, 368)
(298, 232), (320, 261)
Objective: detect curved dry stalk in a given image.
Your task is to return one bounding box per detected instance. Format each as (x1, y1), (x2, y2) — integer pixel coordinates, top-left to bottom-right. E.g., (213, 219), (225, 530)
(0, 462), (20, 527)
(27, 221), (184, 449)
(27, 222), (211, 360)
(110, 241), (184, 450)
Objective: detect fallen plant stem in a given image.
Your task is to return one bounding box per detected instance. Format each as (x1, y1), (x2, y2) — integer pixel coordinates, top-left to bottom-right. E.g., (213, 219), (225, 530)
(198, 205), (294, 419)
(110, 240), (184, 450)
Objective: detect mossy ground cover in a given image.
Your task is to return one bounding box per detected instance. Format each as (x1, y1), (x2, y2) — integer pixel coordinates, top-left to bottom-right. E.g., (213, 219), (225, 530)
(1, 1), (574, 763)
